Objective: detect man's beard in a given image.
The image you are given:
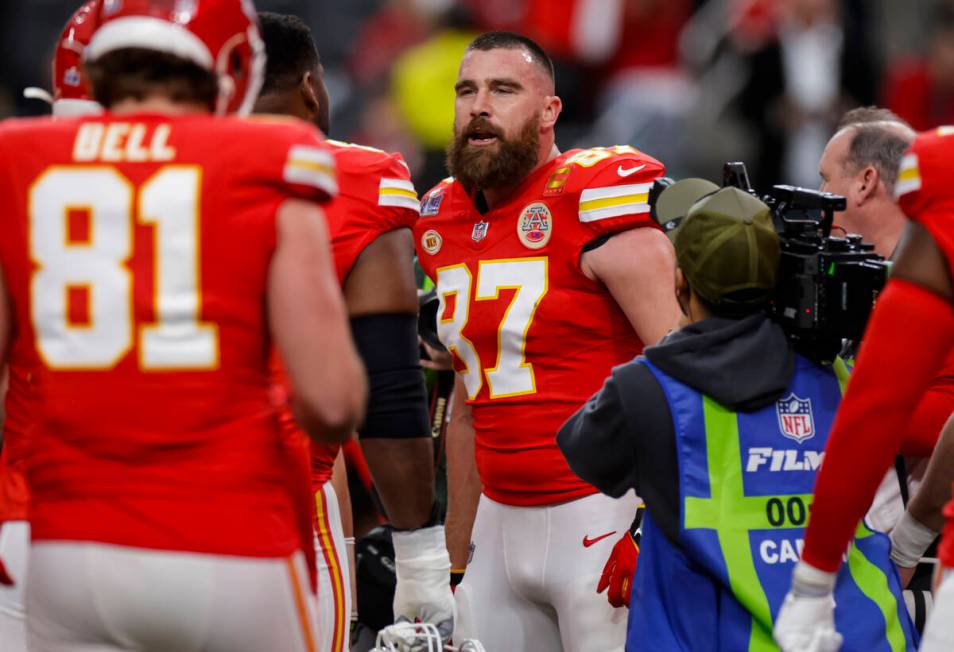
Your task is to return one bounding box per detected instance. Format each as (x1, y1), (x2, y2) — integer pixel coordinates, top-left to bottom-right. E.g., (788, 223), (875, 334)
(446, 115), (541, 191)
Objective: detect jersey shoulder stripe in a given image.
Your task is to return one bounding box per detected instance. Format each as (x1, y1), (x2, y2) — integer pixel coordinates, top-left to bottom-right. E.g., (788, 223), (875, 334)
(578, 182), (652, 223)
(379, 177), (420, 212)
(284, 145), (337, 196)
(895, 153), (921, 198)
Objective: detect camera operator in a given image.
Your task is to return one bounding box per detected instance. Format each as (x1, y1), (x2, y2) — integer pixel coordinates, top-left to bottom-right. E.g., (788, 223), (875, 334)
(557, 185), (916, 651)
(819, 108), (954, 461)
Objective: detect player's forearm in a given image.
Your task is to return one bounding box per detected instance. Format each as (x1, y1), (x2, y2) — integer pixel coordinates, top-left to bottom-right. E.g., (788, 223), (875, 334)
(445, 388), (481, 570)
(908, 411), (954, 532)
(361, 438), (435, 529)
(802, 280), (954, 572)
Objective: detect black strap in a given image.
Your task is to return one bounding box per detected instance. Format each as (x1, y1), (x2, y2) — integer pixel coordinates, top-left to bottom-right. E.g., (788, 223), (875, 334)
(894, 456), (910, 506)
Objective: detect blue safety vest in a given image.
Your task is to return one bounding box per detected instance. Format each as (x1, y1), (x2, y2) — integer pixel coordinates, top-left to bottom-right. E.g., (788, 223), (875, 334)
(627, 355), (917, 652)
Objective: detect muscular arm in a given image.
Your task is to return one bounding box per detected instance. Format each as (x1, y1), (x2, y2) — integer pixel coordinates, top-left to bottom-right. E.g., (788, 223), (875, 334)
(344, 228), (435, 530)
(580, 227), (681, 346)
(269, 200), (366, 442)
(444, 375), (481, 570)
(801, 222), (954, 572)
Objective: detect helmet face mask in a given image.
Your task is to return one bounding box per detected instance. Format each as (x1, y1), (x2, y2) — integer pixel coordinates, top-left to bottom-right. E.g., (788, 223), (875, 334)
(372, 622), (486, 652)
(85, 0), (266, 115)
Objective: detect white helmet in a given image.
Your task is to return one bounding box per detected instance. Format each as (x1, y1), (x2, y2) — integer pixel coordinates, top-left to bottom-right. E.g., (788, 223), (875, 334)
(372, 622), (486, 652)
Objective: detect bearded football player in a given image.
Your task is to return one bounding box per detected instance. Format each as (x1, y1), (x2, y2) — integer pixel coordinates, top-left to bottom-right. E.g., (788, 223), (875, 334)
(413, 31), (681, 651)
(775, 130), (954, 651)
(0, 1), (368, 650)
(254, 12), (452, 650)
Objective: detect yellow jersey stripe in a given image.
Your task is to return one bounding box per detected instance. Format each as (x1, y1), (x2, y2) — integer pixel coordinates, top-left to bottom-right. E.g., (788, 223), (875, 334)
(379, 187), (418, 200)
(579, 193), (649, 213)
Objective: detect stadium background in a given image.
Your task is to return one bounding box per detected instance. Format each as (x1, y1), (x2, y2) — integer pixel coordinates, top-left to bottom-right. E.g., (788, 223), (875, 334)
(0, 0), (949, 211)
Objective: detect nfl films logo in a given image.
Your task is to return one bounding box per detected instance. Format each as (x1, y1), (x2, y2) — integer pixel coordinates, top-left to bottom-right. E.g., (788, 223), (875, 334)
(776, 394), (815, 444)
(471, 221), (489, 242)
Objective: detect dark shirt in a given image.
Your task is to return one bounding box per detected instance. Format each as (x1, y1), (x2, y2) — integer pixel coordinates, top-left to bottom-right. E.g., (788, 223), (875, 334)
(557, 313), (795, 543)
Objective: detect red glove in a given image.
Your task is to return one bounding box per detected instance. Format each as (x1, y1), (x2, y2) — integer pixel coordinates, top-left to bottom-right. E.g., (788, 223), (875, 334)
(597, 507), (643, 608)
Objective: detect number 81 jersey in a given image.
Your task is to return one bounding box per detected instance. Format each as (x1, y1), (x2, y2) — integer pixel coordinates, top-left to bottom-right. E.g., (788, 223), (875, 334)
(0, 113), (336, 556)
(414, 147), (665, 506)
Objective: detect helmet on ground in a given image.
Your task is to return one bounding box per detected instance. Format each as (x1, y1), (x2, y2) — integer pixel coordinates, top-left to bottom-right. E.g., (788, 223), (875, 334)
(372, 621), (486, 652)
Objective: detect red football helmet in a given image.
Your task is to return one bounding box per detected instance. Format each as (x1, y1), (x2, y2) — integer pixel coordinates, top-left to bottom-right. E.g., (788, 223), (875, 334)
(23, 0), (103, 116)
(85, 0), (265, 115)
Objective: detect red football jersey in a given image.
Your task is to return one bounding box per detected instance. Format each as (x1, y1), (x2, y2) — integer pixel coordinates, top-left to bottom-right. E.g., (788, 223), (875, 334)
(897, 127), (954, 268)
(0, 113), (336, 558)
(898, 129), (954, 568)
(270, 140), (420, 489)
(414, 146), (665, 506)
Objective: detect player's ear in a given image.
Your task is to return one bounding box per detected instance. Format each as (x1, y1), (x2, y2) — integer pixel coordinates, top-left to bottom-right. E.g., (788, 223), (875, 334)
(541, 95), (562, 130)
(300, 71), (320, 120)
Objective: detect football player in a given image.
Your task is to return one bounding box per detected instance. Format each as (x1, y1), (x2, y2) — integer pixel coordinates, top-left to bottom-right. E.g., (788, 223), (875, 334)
(413, 31), (681, 651)
(775, 130), (954, 651)
(0, 3), (103, 648)
(254, 12), (451, 649)
(0, 1), (367, 650)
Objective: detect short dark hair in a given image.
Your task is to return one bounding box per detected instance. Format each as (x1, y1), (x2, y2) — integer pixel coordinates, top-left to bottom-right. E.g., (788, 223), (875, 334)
(86, 49), (217, 110)
(258, 12), (320, 96)
(836, 107), (915, 195)
(466, 31), (554, 82)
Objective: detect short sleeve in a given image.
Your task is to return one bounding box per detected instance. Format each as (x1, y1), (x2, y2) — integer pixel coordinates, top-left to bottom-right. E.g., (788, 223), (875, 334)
(576, 150), (666, 238)
(897, 130), (954, 267)
(281, 141), (337, 202)
(327, 147), (420, 281)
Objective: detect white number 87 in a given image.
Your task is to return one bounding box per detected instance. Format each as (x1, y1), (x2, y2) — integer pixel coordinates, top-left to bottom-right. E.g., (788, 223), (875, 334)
(29, 166), (218, 370)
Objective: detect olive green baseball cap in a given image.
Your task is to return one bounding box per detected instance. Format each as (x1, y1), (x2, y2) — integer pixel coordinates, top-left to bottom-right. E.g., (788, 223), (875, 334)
(655, 178), (720, 236)
(674, 186), (780, 306)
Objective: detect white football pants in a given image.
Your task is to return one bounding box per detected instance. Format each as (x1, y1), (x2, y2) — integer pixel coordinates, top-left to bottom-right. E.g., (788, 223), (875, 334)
(0, 520), (28, 652)
(314, 481), (352, 652)
(920, 568), (954, 652)
(26, 542), (318, 652)
(454, 491), (638, 652)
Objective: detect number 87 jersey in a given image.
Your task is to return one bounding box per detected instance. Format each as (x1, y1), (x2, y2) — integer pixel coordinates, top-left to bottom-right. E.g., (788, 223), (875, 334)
(414, 146), (665, 507)
(0, 113), (336, 556)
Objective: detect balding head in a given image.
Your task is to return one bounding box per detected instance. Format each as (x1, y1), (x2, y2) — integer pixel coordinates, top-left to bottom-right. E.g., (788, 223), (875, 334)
(834, 107), (915, 196)
(818, 107), (914, 255)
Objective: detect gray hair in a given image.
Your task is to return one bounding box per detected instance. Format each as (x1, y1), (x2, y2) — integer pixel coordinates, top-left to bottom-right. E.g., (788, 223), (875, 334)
(836, 107), (916, 196)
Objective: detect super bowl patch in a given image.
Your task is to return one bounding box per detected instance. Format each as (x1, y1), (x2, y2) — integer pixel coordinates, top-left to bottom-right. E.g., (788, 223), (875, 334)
(421, 190), (444, 216)
(421, 229), (442, 255)
(776, 394), (815, 443)
(517, 202), (552, 250)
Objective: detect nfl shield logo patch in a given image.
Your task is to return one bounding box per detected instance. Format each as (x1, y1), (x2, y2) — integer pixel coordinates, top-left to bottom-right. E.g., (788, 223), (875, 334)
(471, 221), (489, 242)
(776, 394), (815, 443)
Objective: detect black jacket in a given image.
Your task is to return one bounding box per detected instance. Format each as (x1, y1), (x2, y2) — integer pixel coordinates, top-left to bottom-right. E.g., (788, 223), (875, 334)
(557, 314), (795, 543)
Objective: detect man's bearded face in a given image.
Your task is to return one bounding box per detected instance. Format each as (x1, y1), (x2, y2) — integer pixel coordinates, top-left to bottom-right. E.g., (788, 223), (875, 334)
(446, 113), (541, 191)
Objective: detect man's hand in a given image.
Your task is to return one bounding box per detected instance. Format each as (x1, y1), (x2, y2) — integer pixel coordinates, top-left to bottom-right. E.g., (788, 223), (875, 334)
(597, 531), (639, 607)
(391, 525), (456, 640)
(774, 561), (842, 652)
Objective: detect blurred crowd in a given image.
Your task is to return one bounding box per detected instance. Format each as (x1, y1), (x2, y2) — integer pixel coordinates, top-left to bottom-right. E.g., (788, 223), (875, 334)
(2, 0), (951, 199)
